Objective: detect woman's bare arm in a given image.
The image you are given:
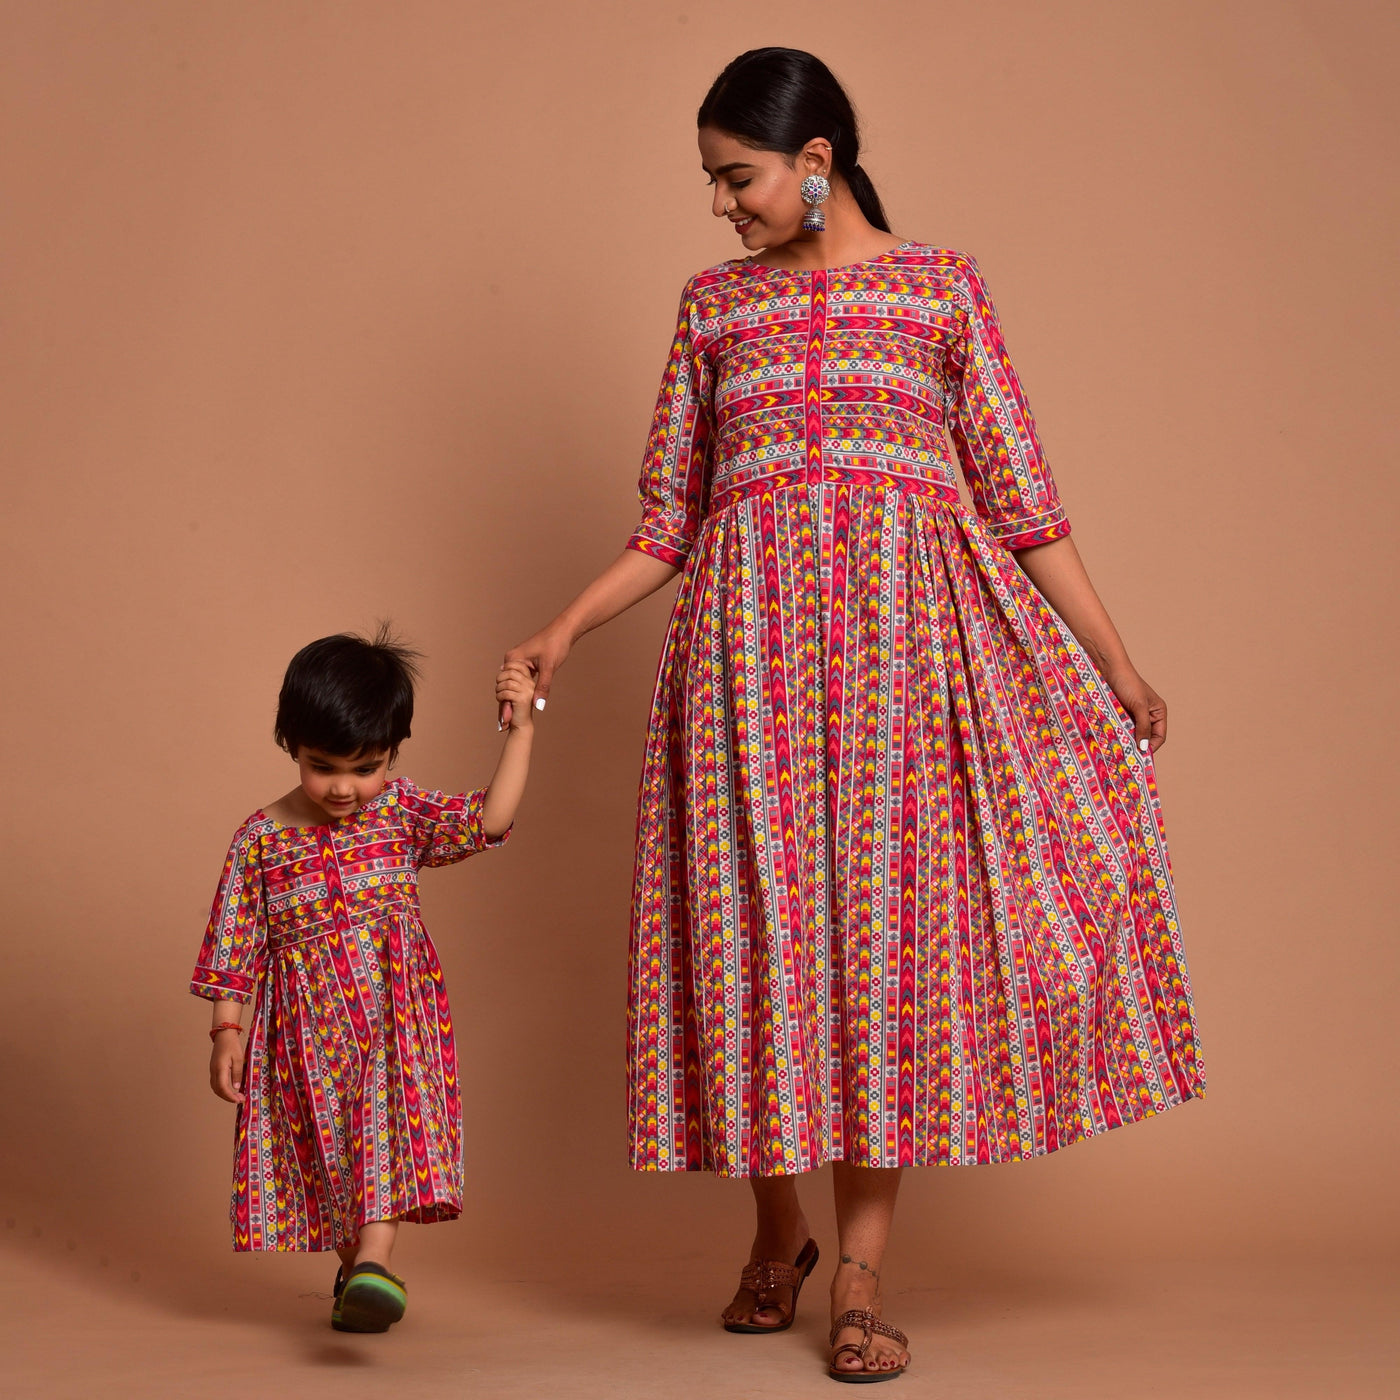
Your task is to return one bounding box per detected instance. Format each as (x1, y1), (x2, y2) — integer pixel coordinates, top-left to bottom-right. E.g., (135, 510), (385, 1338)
(500, 549), (680, 723)
(1012, 535), (1167, 751)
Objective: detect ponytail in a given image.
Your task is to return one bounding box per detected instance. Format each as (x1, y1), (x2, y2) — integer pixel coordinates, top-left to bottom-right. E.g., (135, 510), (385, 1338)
(845, 163), (890, 234)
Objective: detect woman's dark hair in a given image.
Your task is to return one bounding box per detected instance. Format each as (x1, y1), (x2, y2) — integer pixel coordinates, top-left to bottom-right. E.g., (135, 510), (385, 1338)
(274, 624), (421, 760)
(698, 48), (890, 234)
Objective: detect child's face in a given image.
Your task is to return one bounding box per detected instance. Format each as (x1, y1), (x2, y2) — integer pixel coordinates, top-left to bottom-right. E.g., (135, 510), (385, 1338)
(295, 747), (391, 821)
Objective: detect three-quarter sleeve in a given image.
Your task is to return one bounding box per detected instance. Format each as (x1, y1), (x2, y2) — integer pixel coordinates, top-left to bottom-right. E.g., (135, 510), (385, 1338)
(945, 255), (1071, 550)
(625, 278), (714, 567)
(391, 778), (510, 869)
(190, 822), (267, 1003)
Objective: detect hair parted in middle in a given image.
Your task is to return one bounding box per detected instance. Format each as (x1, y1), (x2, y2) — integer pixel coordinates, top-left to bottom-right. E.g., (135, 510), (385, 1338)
(697, 47), (891, 234)
(274, 623), (421, 761)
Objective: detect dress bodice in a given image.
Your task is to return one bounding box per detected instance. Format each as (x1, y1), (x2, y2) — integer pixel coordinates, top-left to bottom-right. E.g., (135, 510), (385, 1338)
(626, 244), (1071, 566)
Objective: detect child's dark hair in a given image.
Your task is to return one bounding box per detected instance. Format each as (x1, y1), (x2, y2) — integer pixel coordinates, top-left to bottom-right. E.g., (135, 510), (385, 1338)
(274, 625), (421, 760)
(697, 48), (891, 234)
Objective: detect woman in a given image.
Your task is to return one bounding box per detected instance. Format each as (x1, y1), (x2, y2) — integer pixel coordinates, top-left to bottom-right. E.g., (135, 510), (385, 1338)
(504, 48), (1204, 1383)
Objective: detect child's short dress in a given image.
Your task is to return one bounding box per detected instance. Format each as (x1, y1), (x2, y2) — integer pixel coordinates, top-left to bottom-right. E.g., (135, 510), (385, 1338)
(190, 776), (507, 1250)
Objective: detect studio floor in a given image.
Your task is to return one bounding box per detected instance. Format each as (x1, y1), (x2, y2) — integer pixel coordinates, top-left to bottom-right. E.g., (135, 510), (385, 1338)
(1, 1245), (1394, 1399)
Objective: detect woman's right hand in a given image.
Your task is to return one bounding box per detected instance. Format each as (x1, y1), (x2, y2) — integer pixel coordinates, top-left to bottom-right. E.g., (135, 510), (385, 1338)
(500, 620), (574, 726)
(496, 548), (681, 726)
(209, 1031), (246, 1105)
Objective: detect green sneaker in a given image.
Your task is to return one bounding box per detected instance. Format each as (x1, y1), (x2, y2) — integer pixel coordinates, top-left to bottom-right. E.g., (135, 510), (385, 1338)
(330, 1261), (408, 1332)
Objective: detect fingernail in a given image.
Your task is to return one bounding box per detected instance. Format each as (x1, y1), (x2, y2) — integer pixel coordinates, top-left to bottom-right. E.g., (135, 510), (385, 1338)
(534, 697), (546, 711)
(1138, 738), (1150, 753)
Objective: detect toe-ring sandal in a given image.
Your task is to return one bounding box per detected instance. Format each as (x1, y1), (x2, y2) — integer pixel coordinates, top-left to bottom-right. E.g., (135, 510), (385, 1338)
(722, 1238), (821, 1334)
(331, 1261), (408, 1332)
(828, 1308), (910, 1383)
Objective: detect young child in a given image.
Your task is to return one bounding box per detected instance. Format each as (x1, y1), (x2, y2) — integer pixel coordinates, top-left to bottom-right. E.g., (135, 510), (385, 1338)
(191, 627), (535, 1332)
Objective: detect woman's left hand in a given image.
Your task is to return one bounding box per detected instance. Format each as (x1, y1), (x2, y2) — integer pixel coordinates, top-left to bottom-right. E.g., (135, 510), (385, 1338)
(1106, 666), (1167, 754)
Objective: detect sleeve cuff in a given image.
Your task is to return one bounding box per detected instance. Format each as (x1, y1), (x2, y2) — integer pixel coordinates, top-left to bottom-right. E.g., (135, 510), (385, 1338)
(626, 524), (692, 568)
(990, 508), (1072, 550)
(468, 790), (512, 850)
(190, 966), (255, 1003)
(411, 787), (513, 866)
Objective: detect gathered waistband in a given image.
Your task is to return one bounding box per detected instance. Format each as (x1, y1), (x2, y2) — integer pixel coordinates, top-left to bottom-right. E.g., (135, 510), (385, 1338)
(267, 895), (408, 952)
(268, 926), (337, 953)
(708, 466), (960, 513)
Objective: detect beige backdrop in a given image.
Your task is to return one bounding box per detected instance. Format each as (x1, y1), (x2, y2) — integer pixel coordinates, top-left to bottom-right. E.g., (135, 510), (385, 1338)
(2, 0), (1397, 1370)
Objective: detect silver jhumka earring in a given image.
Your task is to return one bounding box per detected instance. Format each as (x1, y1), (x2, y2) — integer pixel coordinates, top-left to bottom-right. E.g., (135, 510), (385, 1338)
(800, 174), (831, 232)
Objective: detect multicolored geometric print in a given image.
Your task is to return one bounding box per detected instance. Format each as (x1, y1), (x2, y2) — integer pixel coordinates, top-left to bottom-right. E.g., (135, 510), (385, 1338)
(191, 778), (507, 1250)
(625, 244), (1204, 1177)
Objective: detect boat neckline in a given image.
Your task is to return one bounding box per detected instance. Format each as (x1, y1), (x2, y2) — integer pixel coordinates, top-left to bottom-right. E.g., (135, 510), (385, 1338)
(735, 239), (922, 275)
(252, 779), (398, 833)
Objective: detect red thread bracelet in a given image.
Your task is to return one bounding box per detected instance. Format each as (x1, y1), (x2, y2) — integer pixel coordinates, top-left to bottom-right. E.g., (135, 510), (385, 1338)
(209, 1022), (245, 1040)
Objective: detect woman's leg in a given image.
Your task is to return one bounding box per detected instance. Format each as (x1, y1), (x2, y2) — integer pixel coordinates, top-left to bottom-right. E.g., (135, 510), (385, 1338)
(720, 1175), (813, 1327)
(829, 1164), (910, 1374)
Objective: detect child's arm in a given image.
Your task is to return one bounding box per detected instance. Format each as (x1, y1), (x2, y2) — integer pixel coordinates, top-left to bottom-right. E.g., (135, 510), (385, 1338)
(208, 1000), (247, 1105)
(480, 661), (536, 838)
(193, 822), (265, 1105)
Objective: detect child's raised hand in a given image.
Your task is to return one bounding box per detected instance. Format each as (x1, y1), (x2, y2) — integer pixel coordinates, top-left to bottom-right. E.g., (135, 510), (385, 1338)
(209, 1031), (246, 1105)
(496, 660), (537, 731)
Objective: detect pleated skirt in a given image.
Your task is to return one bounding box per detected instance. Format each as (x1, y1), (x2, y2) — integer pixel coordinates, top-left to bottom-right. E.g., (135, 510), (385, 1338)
(233, 911), (462, 1249)
(625, 483), (1204, 1177)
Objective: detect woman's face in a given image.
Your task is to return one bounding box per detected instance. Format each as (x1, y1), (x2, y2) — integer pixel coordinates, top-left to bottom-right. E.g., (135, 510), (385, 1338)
(699, 127), (830, 252)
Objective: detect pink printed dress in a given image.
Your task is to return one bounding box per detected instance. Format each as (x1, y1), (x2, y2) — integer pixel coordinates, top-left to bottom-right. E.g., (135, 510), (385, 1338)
(190, 777), (506, 1250)
(625, 243), (1204, 1177)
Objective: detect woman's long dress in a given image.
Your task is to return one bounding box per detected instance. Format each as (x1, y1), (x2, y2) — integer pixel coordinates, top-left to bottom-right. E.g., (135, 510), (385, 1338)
(190, 778), (506, 1249)
(625, 243), (1204, 1177)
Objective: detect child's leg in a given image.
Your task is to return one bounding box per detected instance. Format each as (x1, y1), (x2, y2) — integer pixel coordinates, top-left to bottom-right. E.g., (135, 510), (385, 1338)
(334, 1218), (398, 1274)
(354, 1220), (399, 1269)
(331, 1220), (407, 1333)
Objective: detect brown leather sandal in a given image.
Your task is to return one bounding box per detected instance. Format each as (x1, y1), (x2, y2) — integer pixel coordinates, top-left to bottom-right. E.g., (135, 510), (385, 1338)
(828, 1308), (910, 1383)
(722, 1237), (820, 1333)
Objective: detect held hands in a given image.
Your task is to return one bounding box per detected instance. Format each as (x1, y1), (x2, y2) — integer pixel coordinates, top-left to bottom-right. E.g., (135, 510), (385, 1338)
(498, 623), (573, 728)
(496, 659), (540, 732)
(493, 548), (680, 726)
(209, 1029), (246, 1105)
